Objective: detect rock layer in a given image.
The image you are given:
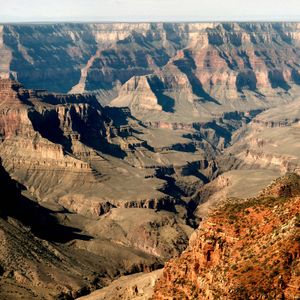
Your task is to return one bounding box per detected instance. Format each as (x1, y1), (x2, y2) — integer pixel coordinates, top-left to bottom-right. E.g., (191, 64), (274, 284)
(154, 174), (300, 299)
(1, 23), (300, 300)
(1, 23), (300, 123)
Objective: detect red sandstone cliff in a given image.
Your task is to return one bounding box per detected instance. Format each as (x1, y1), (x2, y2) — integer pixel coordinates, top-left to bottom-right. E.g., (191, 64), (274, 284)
(154, 174), (300, 299)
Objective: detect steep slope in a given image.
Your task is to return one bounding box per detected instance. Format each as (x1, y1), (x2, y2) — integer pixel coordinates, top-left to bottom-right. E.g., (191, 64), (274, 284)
(1, 23), (300, 115)
(153, 174), (300, 299)
(0, 160), (105, 299)
(112, 23), (300, 122)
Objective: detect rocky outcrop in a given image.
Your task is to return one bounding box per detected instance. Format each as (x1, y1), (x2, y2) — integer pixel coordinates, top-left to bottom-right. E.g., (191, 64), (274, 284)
(0, 79), (95, 174)
(111, 76), (163, 111)
(78, 269), (163, 300)
(154, 174), (300, 299)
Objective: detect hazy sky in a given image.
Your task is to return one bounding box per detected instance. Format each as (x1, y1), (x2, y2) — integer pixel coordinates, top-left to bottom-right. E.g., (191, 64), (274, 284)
(1, 0), (300, 22)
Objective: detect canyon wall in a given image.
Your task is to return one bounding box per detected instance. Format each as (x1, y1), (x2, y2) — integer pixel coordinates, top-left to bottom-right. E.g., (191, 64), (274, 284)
(1, 23), (300, 117)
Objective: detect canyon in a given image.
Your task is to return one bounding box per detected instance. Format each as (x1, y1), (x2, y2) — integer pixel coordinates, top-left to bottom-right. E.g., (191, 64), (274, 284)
(0, 22), (299, 299)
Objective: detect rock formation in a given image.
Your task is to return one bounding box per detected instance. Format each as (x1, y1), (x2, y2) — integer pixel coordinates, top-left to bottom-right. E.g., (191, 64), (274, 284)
(0, 159), (102, 299)
(78, 270), (163, 300)
(1, 23), (300, 122)
(153, 174), (300, 299)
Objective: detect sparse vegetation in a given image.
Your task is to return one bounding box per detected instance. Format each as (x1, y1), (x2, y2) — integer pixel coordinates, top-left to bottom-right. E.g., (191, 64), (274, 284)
(154, 173), (300, 299)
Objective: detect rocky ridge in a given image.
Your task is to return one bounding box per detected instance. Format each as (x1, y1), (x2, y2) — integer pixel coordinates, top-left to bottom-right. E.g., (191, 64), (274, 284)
(153, 174), (300, 299)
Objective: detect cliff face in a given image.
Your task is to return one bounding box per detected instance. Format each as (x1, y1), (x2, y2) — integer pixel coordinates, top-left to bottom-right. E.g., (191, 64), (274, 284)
(0, 78), (250, 215)
(1, 24), (97, 92)
(0, 79), (99, 173)
(110, 22), (300, 121)
(0, 23), (178, 93)
(189, 23), (300, 97)
(153, 174), (300, 299)
(1, 23), (300, 121)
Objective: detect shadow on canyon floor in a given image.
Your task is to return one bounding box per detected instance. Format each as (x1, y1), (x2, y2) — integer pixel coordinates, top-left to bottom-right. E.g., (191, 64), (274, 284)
(0, 162), (92, 244)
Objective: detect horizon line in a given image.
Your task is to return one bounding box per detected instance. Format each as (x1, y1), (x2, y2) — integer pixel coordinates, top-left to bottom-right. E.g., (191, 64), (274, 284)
(1, 19), (300, 25)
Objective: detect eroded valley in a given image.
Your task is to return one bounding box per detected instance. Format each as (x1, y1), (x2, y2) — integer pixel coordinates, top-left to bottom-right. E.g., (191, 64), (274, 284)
(0, 22), (299, 299)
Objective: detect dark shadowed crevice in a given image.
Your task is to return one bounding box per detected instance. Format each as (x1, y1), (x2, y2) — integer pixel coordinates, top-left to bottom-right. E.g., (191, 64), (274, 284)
(291, 69), (300, 85)
(236, 71), (258, 92)
(28, 109), (73, 153)
(173, 53), (220, 105)
(146, 76), (175, 112)
(268, 70), (291, 91)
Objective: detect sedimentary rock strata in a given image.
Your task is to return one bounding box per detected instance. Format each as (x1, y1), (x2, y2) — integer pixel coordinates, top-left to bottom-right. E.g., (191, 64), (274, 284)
(1, 23), (300, 123)
(0, 22), (300, 299)
(154, 174), (300, 299)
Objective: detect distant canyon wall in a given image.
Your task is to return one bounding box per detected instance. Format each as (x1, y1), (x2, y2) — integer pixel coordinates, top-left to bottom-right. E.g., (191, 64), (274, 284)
(0, 22), (300, 100)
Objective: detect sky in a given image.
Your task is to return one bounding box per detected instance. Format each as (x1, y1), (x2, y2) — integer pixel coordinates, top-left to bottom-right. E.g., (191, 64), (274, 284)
(0, 0), (300, 22)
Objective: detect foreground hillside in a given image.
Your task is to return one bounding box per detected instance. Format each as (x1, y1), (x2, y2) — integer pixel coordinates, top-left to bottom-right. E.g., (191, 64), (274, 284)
(153, 174), (300, 299)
